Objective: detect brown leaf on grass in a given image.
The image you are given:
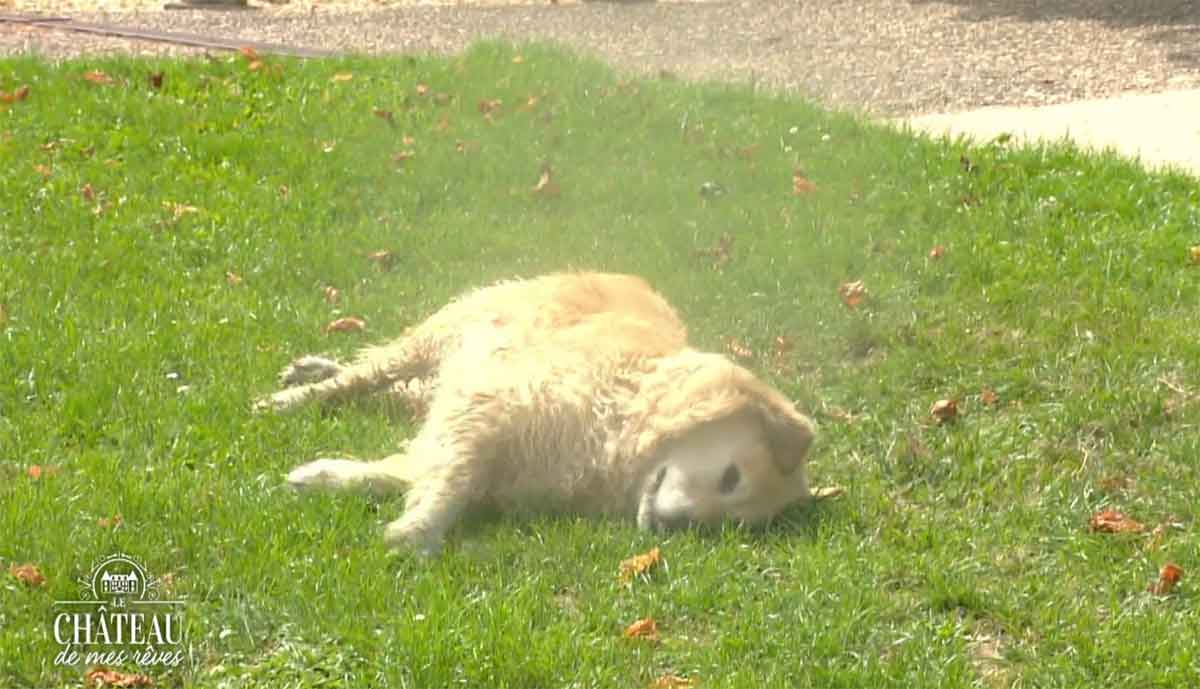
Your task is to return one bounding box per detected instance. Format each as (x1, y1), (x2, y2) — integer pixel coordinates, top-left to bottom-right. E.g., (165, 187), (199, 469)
(97, 514), (123, 528)
(34, 163), (52, 178)
(980, 389), (999, 406)
(81, 183), (95, 201)
(238, 46), (259, 61)
(1, 85), (30, 104)
(837, 280), (867, 309)
(812, 485), (846, 500)
(650, 674), (696, 689)
(27, 464), (61, 479)
(278, 185), (289, 199)
(85, 667), (154, 688)
(373, 108), (394, 124)
(414, 83), (429, 96)
(367, 250), (396, 270)
(162, 201), (199, 219)
(148, 72), (164, 90)
(1148, 563), (1183, 595)
(930, 398), (958, 424)
(623, 617), (659, 641)
(478, 99), (503, 116)
(533, 164), (561, 198)
(619, 546), (662, 584)
(694, 233), (734, 268)
(323, 286), (341, 305)
(225, 271), (243, 286)
(792, 168), (817, 195)
(929, 245), (946, 259)
(9, 563), (46, 587)
(83, 71), (114, 85)
(772, 335), (792, 357)
(401, 135), (416, 147)
(725, 338), (754, 361)
(736, 144), (761, 160)
(391, 150), (415, 164)
(1088, 508), (1144, 534)
(330, 73), (354, 83)
(324, 317), (366, 334)
(247, 60), (264, 73)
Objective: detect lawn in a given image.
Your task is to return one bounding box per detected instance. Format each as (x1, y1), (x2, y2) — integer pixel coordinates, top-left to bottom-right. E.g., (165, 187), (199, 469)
(1, 42), (1198, 688)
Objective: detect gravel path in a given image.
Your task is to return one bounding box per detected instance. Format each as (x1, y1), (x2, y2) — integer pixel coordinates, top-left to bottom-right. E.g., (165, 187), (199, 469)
(3, 0), (1199, 116)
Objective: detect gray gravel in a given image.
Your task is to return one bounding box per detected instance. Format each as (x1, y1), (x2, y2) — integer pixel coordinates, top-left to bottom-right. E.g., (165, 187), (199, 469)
(3, 0), (1200, 115)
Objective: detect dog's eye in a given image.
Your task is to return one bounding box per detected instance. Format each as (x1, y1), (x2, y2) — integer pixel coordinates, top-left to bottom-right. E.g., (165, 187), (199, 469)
(719, 464), (740, 495)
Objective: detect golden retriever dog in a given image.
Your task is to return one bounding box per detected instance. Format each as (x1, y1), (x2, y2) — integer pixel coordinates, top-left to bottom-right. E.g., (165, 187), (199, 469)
(256, 272), (816, 554)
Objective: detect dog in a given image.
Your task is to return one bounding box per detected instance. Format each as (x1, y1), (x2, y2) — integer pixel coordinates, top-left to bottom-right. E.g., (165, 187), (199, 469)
(256, 272), (816, 554)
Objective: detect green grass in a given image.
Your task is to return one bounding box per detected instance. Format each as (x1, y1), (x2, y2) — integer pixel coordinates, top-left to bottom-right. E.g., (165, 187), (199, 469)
(2, 42), (1199, 688)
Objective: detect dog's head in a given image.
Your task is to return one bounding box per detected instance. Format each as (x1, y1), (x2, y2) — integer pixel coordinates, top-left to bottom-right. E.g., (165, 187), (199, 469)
(625, 352), (816, 531)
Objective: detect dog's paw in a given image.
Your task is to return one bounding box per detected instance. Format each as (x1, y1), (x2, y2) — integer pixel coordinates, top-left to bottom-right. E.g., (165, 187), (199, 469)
(384, 518), (444, 558)
(279, 355), (342, 388)
(286, 458), (362, 491)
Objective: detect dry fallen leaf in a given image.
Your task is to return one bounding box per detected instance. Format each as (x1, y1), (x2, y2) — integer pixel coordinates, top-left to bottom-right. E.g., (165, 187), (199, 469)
(247, 60), (264, 72)
(238, 46), (259, 61)
(367, 250), (396, 270)
(929, 245), (946, 259)
(930, 398), (958, 424)
(623, 617), (659, 641)
(694, 234), (734, 268)
(1088, 508), (1145, 534)
(0, 85), (30, 104)
(9, 563), (46, 587)
(85, 667), (154, 688)
(725, 338), (754, 360)
(402, 135), (416, 146)
(83, 70), (114, 85)
(278, 184), (290, 199)
(837, 280), (867, 309)
(323, 286), (341, 305)
(97, 514), (123, 528)
(148, 72), (164, 90)
(34, 163), (52, 178)
(81, 183), (95, 201)
(1148, 562), (1183, 595)
(478, 98), (503, 116)
(533, 164), (561, 198)
(650, 674), (696, 689)
(980, 388), (999, 406)
(812, 485), (846, 500)
(619, 546), (661, 584)
(162, 201), (199, 219)
(373, 108), (395, 124)
(792, 168), (817, 194)
(27, 464), (61, 479)
(225, 271), (243, 286)
(324, 317), (366, 334)
(414, 83), (429, 96)
(331, 73), (354, 83)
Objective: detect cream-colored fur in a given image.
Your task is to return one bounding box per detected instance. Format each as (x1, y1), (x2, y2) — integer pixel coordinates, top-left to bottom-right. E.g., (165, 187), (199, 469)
(257, 272), (816, 554)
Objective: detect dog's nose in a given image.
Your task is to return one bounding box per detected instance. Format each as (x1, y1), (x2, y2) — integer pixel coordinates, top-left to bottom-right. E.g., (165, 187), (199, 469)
(655, 513), (692, 532)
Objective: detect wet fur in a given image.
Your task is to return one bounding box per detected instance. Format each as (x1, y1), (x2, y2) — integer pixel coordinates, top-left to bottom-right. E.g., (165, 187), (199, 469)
(258, 272), (816, 554)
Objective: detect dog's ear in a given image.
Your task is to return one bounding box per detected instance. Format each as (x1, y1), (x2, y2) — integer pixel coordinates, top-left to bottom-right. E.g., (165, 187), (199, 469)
(625, 351), (816, 476)
(749, 382), (816, 476)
